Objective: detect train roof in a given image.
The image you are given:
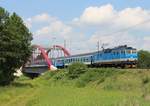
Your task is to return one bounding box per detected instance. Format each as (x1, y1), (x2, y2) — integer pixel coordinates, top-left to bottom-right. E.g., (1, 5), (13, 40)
(103, 45), (136, 53)
(111, 45), (136, 50)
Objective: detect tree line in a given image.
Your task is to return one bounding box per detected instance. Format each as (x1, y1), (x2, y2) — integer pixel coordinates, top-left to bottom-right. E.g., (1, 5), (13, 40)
(138, 50), (150, 68)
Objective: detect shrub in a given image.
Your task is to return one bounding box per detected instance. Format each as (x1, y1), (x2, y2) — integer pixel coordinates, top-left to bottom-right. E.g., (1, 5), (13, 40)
(67, 62), (87, 79)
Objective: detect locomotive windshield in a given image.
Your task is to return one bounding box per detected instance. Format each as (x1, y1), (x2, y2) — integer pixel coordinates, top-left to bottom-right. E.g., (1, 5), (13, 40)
(126, 50), (132, 54)
(132, 50), (137, 53)
(126, 49), (137, 54)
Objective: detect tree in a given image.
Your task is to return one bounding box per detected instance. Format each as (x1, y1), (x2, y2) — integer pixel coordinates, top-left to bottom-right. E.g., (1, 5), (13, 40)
(0, 7), (32, 85)
(138, 50), (150, 68)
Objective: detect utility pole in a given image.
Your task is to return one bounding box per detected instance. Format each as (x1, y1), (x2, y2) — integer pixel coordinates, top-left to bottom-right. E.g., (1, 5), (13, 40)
(101, 43), (109, 51)
(64, 39), (66, 48)
(97, 41), (100, 52)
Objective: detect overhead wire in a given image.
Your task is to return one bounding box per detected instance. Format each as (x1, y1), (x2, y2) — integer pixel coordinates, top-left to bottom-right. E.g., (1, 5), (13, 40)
(101, 18), (150, 37)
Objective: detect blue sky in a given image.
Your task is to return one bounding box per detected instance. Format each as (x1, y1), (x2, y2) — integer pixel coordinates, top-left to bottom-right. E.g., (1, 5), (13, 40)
(0, 0), (150, 53)
(1, 0), (150, 20)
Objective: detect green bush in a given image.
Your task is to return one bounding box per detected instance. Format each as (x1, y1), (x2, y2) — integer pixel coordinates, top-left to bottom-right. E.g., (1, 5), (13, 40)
(67, 62), (87, 79)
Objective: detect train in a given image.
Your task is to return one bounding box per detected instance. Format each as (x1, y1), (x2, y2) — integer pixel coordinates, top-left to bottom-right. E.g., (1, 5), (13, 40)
(52, 45), (138, 68)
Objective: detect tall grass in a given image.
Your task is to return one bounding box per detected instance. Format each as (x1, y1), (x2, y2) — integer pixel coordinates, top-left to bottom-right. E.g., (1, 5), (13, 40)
(1, 66), (150, 106)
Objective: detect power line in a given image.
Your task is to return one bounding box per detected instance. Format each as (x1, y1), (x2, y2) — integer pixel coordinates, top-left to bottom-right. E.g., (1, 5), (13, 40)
(102, 18), (150, 37)
(95, 18), (150, 51)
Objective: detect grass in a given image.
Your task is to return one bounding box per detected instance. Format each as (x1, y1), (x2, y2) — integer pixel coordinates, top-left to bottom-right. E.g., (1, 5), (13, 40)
(1, 68), (150, 106)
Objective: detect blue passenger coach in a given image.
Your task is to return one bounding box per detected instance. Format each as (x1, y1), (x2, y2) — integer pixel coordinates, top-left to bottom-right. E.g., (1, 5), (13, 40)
(53, 45), (138, 68)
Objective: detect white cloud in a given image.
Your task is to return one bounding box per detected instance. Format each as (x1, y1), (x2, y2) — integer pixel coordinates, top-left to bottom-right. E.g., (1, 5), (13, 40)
(116, 7), (150, 29)
(32, 18), (87, 54)
(24, 18), (32, 28)
(25, 4), (150, 54)
(24, 13), (57, 28)
(143, 36), (150, 50)
(35, 20), (73, 39)
(31, 13), (50, 22)
(80, 4), (116, 25)
(74, 4), (150, 30)
(72, 4), (150, 52)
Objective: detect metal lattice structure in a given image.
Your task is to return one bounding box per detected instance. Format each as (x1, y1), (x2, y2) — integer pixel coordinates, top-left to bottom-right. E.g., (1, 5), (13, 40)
(47, 45), (71, 59)
(23, 44), (71, 74)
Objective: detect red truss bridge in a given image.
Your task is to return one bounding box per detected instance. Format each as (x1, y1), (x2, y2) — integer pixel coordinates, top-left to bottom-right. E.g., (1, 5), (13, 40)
(22, 45), (71, 75)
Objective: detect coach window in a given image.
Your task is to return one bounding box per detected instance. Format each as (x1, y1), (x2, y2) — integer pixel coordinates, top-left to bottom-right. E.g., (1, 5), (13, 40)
(82, 58), (83, 62)
(86, 58), (89, 62)
(78, 58), (80, 62)
(84, 58), (86, 62)
(82, 58), (84, 62)
(121, 50), (125, 54)
(99, 53), (102, 57)
(116, 51), (119, 55)
(113, 51), (116, 55)
(75, 58), (77, 62)
(69, 59), (71, 62)
(79, 58), (81, 62)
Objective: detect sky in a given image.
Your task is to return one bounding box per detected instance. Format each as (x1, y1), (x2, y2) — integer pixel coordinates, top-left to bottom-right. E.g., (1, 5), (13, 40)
(0, 0), (150, 54)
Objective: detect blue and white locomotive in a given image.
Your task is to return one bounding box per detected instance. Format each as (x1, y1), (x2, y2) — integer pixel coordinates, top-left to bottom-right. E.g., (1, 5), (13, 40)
(53, 45), (138, 68)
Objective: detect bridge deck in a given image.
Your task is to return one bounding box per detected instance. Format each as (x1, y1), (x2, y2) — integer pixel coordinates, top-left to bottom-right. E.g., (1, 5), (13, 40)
(23, 65), (49, 74)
